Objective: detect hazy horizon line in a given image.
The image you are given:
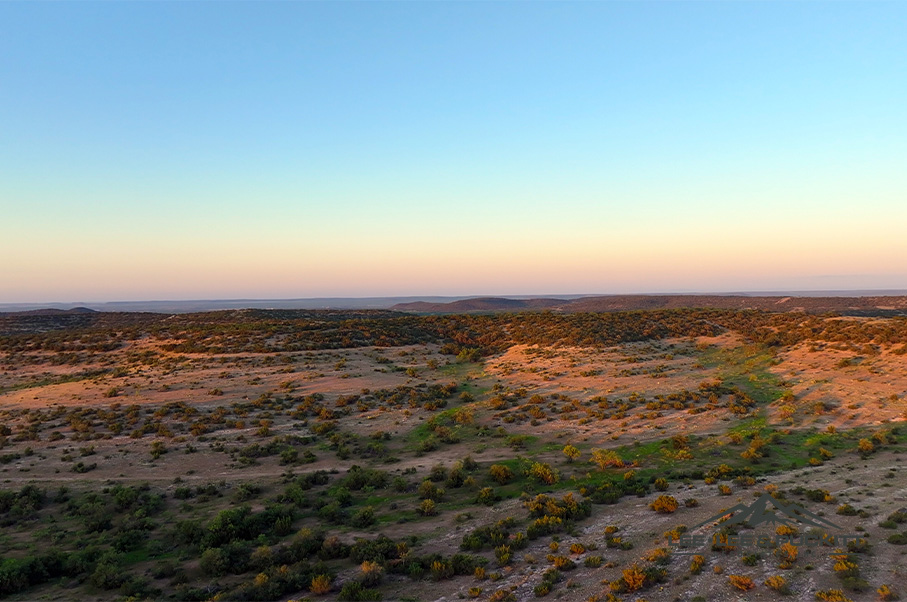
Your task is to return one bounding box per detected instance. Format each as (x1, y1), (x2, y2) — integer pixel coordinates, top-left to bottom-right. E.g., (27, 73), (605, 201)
(5, 288), (907, 309)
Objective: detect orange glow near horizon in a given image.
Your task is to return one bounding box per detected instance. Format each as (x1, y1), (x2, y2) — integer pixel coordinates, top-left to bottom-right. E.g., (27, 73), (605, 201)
(6, 215), (906, 301)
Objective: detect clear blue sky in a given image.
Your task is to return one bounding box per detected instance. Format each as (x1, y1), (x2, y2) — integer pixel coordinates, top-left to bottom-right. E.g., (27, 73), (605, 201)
(2, 1), (906, 302)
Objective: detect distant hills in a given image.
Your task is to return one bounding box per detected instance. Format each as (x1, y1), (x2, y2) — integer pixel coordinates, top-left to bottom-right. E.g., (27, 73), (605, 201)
(390, 297), (565, 312)
(4, 307), (97, 316)
(3, 291), (907, 315)
(391, 294), (907, 315)
(0, 297), (482, 314)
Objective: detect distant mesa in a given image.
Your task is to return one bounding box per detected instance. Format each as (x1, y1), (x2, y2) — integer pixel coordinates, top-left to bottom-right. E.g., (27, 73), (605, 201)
(391, 297), (564, 313)
(391, 294), (907, 315)
(9, 307), (97, 316)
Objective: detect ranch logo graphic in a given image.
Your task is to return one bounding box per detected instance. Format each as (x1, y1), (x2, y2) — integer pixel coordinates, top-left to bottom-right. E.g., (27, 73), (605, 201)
(692, 493), (843, 531)
(667, 493), (860, 555)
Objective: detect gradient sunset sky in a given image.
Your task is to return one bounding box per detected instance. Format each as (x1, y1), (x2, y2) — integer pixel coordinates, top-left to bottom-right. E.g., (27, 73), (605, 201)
(2, 2), (906, 302)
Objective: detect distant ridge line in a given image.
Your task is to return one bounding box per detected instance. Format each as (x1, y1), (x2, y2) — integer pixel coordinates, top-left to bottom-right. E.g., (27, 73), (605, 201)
(390, 294), (907, 315)
(3, 291), (907, 314)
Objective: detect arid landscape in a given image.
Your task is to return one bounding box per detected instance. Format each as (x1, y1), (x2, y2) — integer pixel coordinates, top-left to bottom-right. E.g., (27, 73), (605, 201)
(1, 302), (906, 602)
(5, 1), (907, 601)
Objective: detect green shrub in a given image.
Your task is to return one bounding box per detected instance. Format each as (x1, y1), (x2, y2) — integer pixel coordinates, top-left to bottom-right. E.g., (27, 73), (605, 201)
(350, 506), (376, 528)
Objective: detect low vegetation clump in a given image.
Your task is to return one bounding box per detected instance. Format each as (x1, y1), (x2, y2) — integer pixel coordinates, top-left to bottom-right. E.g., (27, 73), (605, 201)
(764, 575), (790, 594)
(489, 464), (514, 484)
(608, 563), (667, 594)
(650, 495), (679, 513)
(814, 590), (853, 602)
(728, 574), (756, 591)
(832, 553), (869, 592)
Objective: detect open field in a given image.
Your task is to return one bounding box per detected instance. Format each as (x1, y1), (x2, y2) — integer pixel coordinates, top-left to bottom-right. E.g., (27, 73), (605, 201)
(1, 308), (907, 602)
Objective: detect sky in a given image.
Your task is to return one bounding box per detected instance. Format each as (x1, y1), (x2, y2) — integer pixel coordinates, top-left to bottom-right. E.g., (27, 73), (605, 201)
(2, 1), (906, 302)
